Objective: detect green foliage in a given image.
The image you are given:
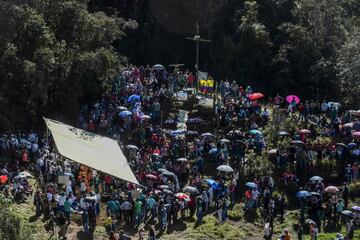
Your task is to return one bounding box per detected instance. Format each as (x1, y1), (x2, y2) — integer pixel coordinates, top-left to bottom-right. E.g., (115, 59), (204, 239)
(349, 181), (360, 198)
(0, 0), (128, 129)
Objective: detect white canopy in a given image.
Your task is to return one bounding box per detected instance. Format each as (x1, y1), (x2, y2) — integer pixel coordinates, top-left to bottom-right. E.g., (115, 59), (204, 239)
(44, 118), (139, 185)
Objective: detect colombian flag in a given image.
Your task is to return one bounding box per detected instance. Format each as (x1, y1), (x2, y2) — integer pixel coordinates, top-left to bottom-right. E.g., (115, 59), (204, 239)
(198, 71), (214, 93)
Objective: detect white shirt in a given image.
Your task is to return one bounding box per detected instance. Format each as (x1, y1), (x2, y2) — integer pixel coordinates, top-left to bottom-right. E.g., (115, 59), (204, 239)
(58, 195), (66, 206)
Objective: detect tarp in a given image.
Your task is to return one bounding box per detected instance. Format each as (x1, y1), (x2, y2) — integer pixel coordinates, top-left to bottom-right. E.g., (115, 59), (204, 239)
(44, 118), (139, 185)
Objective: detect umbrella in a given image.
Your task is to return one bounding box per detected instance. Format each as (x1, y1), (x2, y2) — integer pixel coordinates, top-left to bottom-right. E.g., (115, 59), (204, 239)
(157, 185), (170, 190)
(117, 106), (128, 111)
(342, 210), (355, 218)
(157, 168), (168, 173)
(145, 174), (158, 180)
(163, 189), (173, 194)
(309, 176), (323, 181)
(186, 131), (199, 136)
(249, 92), (264, 100)
(353, 132), (360, 137)
(299, 129), (311, 134)
(160, 171), (175, 176)
(64, 172), (74, 177)
(176, 158), (188, 162)
(153, 64), (165, 71)
(170, 130), (186, 136)
(14, 172), (33, 179)
(216, 164), (234, 172)
(203, 179), (219, 189)
(236, 140), (248, 148)
(343, 123), (354, 128)
(277, 131), (290, 136)
(268, 149), (278, 154)
(348, 142), (357, 148)
(219, 138), (231, 143)
(311, 192), (321, 196)
(291, 140), (305, 146)
(305, 219), (316, 225)
(201, 132), (214, 138)
(249, 129), (261, 135)
(296, 191), (312, 198)
(336, 143), (347, 148)
(127, 145), (138, 150)
(127, 94), (141, 102)
(286, 95), (300, 104)
(245, 182), (257, 189)
(209, 148), (218, 154)
(351, 206), (360, 212)
(18, 172), (33, 178)
(122, 70), (131, 76)
(183, 186), (199, 194)
(140, 115), (151, 120)
(324, 186), (339, 193)
(175, 193), (191, 201)
(119, 110), (132, 118)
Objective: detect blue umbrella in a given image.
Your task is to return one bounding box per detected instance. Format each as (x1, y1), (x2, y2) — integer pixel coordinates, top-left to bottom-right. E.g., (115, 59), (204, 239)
(249, 129), (261, 135)
(309, 176), (323, 181)
(204, 179), (219, 189)
(245, 182), (257, 189)
(209, 148), (218, 154)
(119, 110), (132, 118)
(348, 142), (357, 148)
(296, 190), (311, 198)
(127, 94), (140, 102)
(170, 130), (186, 136)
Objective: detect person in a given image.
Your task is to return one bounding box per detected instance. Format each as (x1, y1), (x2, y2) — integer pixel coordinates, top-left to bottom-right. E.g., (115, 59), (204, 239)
(148, 226), (156, 240)
(342, 183), (349, 208)
(346, 220), (354, 240)
(310, 223), (318, 240)
(57, 212), (67, 240)
(264, 222), (271, 240)
(196, 196), (203, 224)
(64, 197), (72, 224)
(82, 210), (90, 236)
(119, 230), (131, 240)
(108, 231), (117, 240)
(34, 190), (43, 217)
(284, 228), (291, 240)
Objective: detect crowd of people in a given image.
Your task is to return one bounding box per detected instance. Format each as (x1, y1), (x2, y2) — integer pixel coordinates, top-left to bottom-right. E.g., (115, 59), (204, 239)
(0, 63), (360, 240)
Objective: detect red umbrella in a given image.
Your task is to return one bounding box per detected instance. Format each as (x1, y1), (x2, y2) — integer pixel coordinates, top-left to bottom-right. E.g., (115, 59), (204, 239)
(145, 174), (158, 180)
(286, 95), (300, 104)
(299, 129), (311, 134)
(249, 92), (264, 100)
(175, 193), (191, 201)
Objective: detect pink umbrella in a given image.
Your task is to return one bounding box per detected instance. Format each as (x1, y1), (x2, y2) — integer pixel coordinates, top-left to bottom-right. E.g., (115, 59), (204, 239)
(145, 174), (158, 180)
(299, 129), (311, 134)
(353, 132), (360, 136)
(286, 95), (300, 104)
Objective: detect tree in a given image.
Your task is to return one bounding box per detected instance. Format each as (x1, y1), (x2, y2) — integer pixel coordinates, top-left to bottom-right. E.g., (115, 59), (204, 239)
(0, 0), (128, 129)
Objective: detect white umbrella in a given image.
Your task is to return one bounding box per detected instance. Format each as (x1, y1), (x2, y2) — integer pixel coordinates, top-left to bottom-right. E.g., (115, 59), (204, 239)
(183, 186), (199, 194)
(127, 145), (139, 150)
(219, 138), (231, 143)
(19, 171), (33, 178)
(176, 158), (188, 162)
(216, 165), (234, 172)
(201, 132), (214, 138)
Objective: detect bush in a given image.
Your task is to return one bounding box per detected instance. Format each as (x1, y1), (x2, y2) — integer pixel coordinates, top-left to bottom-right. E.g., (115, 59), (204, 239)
(349, 181), (360, 198)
